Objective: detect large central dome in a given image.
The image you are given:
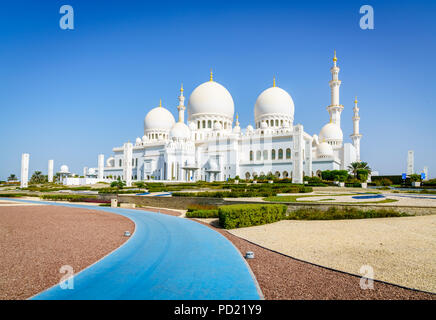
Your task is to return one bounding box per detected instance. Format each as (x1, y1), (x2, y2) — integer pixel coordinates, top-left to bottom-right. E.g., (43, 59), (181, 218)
(187, 80), (234, 120)
(254, 86), (295, 121)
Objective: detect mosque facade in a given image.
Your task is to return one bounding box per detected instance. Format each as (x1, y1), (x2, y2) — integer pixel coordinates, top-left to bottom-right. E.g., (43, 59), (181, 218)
(91, 52), (362, 185)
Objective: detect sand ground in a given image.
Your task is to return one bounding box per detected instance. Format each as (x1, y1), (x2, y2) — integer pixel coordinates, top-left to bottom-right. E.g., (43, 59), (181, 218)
(229, 215), (436, 293)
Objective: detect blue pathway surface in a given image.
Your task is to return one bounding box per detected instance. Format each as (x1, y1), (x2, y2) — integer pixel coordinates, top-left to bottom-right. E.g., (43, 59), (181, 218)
(2, 199), (261, 300)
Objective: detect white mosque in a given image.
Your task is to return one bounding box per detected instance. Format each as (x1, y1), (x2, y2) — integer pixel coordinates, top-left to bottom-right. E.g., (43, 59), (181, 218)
(88, 52), (362, 186)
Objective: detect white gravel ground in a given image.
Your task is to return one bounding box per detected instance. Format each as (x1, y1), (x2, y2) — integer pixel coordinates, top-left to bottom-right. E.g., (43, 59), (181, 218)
(229, 215), (436, 293)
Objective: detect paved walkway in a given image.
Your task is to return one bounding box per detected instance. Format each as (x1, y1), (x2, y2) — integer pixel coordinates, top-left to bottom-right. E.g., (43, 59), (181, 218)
(2, 199), (260, 300)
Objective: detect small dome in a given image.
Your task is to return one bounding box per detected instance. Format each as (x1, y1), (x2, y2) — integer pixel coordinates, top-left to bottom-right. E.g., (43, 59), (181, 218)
(188, 122), (197, 130)
(144, 105), (176, 132)
(142, 135), (148, 143)
(254, 86), (295, 121)
(187, 80), (234, 120)
(213, 122), (222, 130)
(60, 165), (69, 173)
(170, 121), (191, 140)
(135, 137), (142, 145)
(246, 125), (254, 134)
(317, 142), (334, 158)
(260, 121), (268, 129)
(319, 123), (343, 142)
(233, 125), (241, 133)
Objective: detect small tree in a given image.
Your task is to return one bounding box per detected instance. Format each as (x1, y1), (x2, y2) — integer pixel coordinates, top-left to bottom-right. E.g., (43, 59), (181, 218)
(7, 174), (17, 181)
(409, 174), (421, 182)
(348, 161), (372, 178)
(30, 171), (47, 184)
(357, 169), (369, 182)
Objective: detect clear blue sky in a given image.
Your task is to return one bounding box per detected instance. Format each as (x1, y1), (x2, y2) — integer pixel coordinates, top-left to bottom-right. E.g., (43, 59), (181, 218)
(0, 0), (435, 180)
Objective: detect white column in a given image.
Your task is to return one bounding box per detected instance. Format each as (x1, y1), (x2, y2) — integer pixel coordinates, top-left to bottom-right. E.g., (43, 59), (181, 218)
(292, 125), (304, 184)
(407, 150), (414, 175)
(98, 154), (104, 180)
(48, 160), (54, 182)
(21, 153), (29, 188)
(304, 139), (312, 177)
(123, 142), (133, 186)
(83, 167), (88, 177)
(350, 97), (362, 161)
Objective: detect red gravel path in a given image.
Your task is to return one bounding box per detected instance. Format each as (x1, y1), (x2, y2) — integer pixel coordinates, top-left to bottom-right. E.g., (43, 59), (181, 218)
(0, 205), (134, 300)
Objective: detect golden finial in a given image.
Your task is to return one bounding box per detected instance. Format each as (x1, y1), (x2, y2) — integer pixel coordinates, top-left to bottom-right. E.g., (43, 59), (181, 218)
(273, 77), (276, 87)
(333, 50), (337, 62)
(180, 83), (184, 93)
(354, 96), (358, 104)
(159, 99), (162, 108)
(236, 113), (239, 120)
(210, 68), (213, 82)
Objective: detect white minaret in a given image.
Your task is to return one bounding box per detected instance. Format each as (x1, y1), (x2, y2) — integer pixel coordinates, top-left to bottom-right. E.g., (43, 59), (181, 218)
(123, 142), (133, 187)
(177, 83), (185, 123)
(350, 97), (362, 161)
(407, 150), (414, 175)
(98, 154), (104, 180)
(20, 153), (29, 188)
(48, 160), (54, 182)
(423, 166), (429, 181)
(327, 50), (344, 126)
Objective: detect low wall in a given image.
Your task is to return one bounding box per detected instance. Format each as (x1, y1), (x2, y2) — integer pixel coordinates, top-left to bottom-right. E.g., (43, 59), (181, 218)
(117, 194), (436, 216)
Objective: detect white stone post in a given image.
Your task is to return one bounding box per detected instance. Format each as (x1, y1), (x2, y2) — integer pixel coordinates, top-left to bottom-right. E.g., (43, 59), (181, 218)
(48, 160), (54, 182)
(304, 139), (312, 177)
(292, 125), (304, 184)
(123, 142), (133, 187)
(21, 153), (29, 188)
(98, 154), (104, 180)
(407, 150), (414, 175)
(83, 167), (88, 177)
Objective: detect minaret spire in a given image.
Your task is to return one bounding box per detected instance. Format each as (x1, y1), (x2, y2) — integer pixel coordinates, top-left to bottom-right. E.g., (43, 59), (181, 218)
(235, 113), (240, 126)
(210, 68), (213, 82)
(327, 50), (343, 127)
(177, 83), (186, 123)
(273, 77), (276, 87)
(159, 99), (162, 108)
(350, 96), (362, 161)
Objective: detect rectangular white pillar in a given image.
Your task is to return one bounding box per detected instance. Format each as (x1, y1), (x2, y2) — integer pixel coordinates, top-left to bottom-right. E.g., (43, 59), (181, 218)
(83, 166), (88, 177)
(48, 159), (54, 182)
(21, 153), (29, 188)
(98, 154), (104, 180)
(123, 142), (133, 187)
(292, 125), (304, 184)
(407, 150), (414, 175)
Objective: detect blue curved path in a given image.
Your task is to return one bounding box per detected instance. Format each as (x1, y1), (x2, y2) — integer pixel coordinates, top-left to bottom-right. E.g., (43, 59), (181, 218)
(2, 199), (261, 300)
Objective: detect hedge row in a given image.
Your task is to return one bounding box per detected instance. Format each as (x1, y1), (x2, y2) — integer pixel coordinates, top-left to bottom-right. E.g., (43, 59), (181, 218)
(0, 193), (27, 198)
(40, 194), (107, 203)
(218, 204), (287, 229)
(285, 207), (410, 220)
(186, 209), (219, 218)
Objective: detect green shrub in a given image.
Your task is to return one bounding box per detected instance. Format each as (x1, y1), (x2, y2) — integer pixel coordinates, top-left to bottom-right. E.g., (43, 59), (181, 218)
(186, 209), (219, 218)
(218, 204), (287, 229)
(321, 170), (349, 182)
(187, 204), (218, 211)
(40, 194), (99, 202)
(0, 193), (27, 198)
(285, 207), (410, 220)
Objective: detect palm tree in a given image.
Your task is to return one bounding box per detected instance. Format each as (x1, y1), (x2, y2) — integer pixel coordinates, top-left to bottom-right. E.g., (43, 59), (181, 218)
(30, 171), (47, 184)
(7, 174), (17, 181)
(348, 161), (372, 178)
